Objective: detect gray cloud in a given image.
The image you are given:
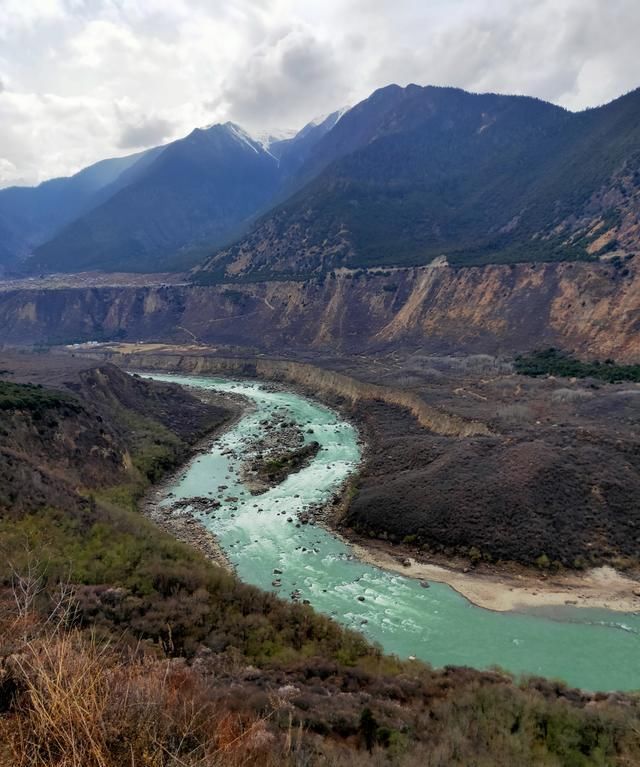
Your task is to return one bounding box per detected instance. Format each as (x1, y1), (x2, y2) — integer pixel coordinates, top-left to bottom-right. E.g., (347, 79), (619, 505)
(0, 0), (639, 186)
(117, 115), (175, 148)
(218, 25), (345, 131)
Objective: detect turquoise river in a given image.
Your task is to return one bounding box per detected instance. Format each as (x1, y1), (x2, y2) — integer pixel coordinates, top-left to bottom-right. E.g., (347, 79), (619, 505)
(148, 373), (640, 692)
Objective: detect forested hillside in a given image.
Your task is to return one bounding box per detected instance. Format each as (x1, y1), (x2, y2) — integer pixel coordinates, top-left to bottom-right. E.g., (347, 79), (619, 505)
(198, 85), (640, 281)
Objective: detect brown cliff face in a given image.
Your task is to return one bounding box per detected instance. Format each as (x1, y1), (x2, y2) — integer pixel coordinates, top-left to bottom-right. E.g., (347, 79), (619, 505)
(1, 257), (638, 361)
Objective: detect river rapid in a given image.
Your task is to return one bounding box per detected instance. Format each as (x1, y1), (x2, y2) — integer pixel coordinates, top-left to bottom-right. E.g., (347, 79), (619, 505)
(147, 373), (640, 692)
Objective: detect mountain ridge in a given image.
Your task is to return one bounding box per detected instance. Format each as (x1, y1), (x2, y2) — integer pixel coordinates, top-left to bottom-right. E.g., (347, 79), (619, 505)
(3, 83), (640, 276)
(18, 113), (350, 274)
(0, 146), (161, 272)
(197, 84), (640, 281)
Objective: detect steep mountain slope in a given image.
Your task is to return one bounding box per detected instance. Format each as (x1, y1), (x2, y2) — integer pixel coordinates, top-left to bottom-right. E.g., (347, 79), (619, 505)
(27, 124), (284, 273)
(23, 115), (349, 275)
(0, 148), (161, 271)
(0, 360), (229, 517)
(197, 85), (640, 281)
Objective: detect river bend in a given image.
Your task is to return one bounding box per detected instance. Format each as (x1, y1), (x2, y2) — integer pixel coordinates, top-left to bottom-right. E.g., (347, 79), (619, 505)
(148, 373), (640, 692)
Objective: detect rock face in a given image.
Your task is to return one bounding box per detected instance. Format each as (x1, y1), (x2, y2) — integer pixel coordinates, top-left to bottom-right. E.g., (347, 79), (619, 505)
(1, 257), (639, 361)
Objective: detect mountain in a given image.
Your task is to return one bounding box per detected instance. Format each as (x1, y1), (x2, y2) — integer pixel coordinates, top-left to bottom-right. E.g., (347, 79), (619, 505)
(0, 147), (162, 273)
(20, 113), (350, 275)
(271, 108), (351, 177)
(25, 124), (283, 273)
(196, 84), (640, 281)
(8, 83), (640, 277)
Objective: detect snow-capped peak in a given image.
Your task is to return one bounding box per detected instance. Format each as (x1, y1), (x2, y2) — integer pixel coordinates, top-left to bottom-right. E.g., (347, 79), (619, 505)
(307, 105), (351, 129)
(199, 121), (296, 159)
(223, 122), (263, 154)
(251, 128), (298, 151)
(293, 106), (351, 141)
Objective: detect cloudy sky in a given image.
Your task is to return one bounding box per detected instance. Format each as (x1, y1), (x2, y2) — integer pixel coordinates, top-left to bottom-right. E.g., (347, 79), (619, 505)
(0, 0), (638, 187)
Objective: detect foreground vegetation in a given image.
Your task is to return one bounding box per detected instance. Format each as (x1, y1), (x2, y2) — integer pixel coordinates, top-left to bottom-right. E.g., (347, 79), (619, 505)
(515, 348), (640, 383)
(1, 361), (640, 765)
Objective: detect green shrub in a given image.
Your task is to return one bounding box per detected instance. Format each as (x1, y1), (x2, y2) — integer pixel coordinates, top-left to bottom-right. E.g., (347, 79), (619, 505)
(515, 348), (640, 383)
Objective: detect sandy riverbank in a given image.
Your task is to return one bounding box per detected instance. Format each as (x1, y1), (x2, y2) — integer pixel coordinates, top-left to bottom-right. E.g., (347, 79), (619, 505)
(349, 541), (640, 613)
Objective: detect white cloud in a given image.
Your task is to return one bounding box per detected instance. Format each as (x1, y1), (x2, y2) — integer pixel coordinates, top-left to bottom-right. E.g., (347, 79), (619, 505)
(0, 0), (638, 186)
(0, 0), (66, 38)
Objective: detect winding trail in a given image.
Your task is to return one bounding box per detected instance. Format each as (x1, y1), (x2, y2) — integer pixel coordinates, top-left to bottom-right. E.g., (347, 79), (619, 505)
(149, 373), (640, 692)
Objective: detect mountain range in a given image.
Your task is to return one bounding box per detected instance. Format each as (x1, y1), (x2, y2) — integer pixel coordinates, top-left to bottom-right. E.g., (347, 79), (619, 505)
(2, 84), (639, 278)
(0, 110), (344, 275)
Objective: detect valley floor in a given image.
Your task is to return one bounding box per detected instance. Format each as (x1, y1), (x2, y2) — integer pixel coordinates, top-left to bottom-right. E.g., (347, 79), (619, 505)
(3, 347), (640, 764)
(63, 341), (640, 614)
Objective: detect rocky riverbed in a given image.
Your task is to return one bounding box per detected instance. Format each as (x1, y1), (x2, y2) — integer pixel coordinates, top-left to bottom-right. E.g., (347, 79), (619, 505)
(238, 405), (320, 494)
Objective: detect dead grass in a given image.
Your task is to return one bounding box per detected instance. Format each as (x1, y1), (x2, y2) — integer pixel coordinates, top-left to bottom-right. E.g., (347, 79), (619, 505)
(2, 627), (300, 767)
(0, 574), (296, 767)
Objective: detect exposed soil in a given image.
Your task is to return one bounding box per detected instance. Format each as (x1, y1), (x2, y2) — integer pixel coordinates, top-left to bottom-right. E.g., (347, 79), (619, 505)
(0, 271), (187, 292)
(348, 537), (640, 613)
(2, 256), (640, 361)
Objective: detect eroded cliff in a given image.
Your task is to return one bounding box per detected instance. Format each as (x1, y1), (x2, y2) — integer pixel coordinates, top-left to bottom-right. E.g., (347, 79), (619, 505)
(1, 257), (638, 361)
